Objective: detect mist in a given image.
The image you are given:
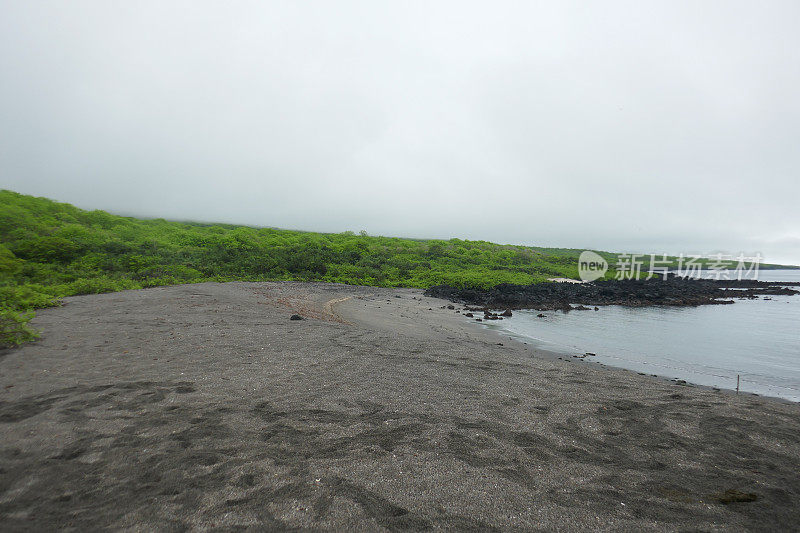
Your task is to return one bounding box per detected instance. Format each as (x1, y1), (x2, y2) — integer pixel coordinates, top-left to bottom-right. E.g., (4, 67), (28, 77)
(1, 1), (799, 263)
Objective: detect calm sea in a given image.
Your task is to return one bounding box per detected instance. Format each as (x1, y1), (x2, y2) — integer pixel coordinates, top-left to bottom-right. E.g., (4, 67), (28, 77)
(487, 270), (800, 402)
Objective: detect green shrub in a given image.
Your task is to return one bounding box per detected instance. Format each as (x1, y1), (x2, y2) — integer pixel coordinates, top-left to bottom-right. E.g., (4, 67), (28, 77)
(0, 308), (39, 348)
(57, 277), (141, 296)
(0, 244), (22, 274)
(0, 284), (61, 309)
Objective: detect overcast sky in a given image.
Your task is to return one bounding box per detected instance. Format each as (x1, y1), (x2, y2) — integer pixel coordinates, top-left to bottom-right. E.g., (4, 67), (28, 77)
(1, 1), (799, 264)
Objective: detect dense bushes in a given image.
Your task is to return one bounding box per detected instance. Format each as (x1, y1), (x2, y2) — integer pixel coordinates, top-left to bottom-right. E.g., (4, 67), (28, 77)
(0, 189), (604, 344)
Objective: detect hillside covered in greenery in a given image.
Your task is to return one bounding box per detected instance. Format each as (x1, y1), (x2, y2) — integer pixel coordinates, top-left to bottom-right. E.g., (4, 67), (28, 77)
(1, 190), (795, 346)
(0, 190), (603, 344)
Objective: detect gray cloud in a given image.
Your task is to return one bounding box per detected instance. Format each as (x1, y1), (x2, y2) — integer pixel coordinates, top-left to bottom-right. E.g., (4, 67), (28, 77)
(1, 1), (799, 263)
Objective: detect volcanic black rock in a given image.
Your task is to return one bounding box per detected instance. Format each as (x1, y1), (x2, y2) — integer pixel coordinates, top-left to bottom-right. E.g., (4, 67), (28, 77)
(424, 277), (800, 310)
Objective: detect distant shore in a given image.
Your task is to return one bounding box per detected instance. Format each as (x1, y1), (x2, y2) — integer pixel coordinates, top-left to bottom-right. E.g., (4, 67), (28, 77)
(1, 282), (799, 530)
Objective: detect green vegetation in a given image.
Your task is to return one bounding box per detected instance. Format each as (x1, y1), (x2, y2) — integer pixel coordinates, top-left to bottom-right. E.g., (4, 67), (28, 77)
(0, 189), (598, 345)
(0, 189), (795, 347)
(0, 308), (39, 347)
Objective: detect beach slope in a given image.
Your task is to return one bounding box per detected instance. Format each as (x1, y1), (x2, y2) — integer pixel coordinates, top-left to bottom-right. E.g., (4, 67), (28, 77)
(1, 282), (798, 530)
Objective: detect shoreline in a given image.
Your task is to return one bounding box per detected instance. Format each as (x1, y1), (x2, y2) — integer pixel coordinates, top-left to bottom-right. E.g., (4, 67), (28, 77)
(462, 304), (798, 405)
(1, 281), (799, 530)
(425, 277), (800, 310)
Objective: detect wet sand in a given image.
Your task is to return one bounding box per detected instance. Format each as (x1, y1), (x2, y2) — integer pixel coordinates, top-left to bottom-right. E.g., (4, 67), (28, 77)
(1, 281), (799, 531)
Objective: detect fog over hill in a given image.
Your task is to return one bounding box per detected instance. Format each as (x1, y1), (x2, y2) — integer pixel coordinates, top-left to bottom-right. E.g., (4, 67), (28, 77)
(1, 1), (799, 263)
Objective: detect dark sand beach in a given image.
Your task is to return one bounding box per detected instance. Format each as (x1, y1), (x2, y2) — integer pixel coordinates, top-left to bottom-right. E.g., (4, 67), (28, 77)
(1, 282), (799, 531)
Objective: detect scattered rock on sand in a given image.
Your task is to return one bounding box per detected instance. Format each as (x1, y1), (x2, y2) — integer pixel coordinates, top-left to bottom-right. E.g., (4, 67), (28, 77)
(290, 314), (304, 320)
(501, 309), (513, 317)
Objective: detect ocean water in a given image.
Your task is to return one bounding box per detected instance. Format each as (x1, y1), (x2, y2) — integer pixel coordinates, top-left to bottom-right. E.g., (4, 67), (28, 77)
(487, 270), (800, 402)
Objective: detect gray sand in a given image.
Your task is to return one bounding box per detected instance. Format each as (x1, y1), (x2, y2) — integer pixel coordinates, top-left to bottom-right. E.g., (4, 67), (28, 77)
(1, 282), (798, 531)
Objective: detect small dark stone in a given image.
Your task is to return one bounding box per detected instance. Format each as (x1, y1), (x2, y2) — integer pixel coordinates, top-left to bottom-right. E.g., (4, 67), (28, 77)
(447, 304), (455, 310)
(501, 310), (513, 317)
(290, 314), (304, 321)
(464, 312), (474, 317)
